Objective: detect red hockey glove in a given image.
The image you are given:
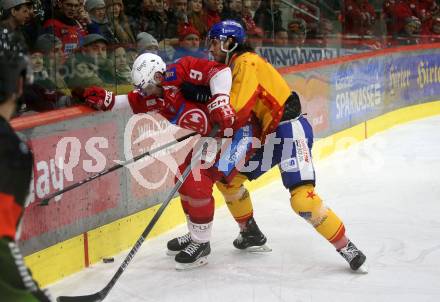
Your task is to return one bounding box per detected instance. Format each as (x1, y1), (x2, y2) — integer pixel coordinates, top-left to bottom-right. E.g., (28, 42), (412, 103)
(84, 86), (115, 111)
(207, 94), (236, 130)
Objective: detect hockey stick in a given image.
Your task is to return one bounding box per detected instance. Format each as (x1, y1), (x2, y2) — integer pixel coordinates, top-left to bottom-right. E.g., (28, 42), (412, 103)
(39, 131), (197, 206)
(56, 124), (220, 302)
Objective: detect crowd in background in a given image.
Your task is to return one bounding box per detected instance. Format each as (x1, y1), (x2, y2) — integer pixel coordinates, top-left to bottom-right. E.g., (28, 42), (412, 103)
(1, 0), (440, 112)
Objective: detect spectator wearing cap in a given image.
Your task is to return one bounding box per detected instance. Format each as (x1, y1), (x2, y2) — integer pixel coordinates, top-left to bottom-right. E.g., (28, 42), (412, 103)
(64, 33), (114, 89)
(0, 0), (33, 30)
(32, 34), (67, 90)
(84, 0), (118, 44)
(0, 0), (33, 48)
(173, 24), (207, 60)
(105, 0), (135, 44)
(43, 0), (88, 55)
(136, 31), (175, 64)
(136, 31), (159, 54)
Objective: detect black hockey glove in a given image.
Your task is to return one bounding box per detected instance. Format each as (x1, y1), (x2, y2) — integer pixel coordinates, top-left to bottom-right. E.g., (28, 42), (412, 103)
(180, 82), (212, 104)
(281, 91), (302, 121)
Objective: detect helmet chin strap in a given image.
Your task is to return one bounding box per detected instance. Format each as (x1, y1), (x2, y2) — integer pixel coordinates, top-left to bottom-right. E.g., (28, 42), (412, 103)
(220, 40), (237, 65)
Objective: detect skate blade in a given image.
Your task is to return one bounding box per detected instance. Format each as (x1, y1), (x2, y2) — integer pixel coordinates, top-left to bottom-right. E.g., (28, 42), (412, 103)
(354, 263), (369, 274)
(167, 249), (180, 256)
(175, 256), (209, 270)
(244, 244), (272, 253)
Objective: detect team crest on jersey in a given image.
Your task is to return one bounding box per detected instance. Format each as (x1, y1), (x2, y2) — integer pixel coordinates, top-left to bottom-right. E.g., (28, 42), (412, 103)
(177, 109), (208, 135)
(165, 67), (177, 81)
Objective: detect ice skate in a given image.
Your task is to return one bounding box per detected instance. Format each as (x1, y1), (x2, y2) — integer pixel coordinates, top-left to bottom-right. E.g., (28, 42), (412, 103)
(167, 232), (192, 256)
(234, 218), (272, 253)
(338, 240), (368, 274)
(175, 241), (211, 270)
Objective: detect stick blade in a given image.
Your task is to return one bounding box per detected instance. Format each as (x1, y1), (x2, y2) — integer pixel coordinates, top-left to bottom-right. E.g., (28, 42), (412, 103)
(57, 292), (103, 302)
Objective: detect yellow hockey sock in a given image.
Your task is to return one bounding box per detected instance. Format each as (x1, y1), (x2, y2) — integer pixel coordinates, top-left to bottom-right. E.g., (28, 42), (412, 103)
(290, 184), (346, 243)
(216, 174), (253, 224)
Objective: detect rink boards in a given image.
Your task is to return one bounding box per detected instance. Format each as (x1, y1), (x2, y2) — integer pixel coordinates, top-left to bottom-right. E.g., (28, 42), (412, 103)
(11, 43), (440, 287)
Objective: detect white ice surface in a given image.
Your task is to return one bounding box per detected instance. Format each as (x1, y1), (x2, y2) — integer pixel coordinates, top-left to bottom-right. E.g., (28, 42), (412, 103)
(49, 116), (440, 302)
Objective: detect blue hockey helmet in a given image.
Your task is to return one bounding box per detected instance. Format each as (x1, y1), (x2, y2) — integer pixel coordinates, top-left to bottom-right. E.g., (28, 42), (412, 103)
(208, 20), (246, 44)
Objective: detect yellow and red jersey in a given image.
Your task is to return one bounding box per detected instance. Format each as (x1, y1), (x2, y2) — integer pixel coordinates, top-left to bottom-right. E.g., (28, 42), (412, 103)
(228, 52), (291, 140)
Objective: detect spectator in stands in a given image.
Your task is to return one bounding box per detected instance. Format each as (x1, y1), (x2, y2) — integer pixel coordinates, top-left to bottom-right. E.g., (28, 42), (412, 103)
(24, 34), (79, 112)
(0, 0), (33, 49)
(188, 0), (208, 38)
(425, 16), (440, 42)
(43, 0), (87, 55)
(105, 0), (135, 44)
(173, 24), (207, 59)
(342, 0), (376, 36)
(400, 15), (422, 43)
(222, 0), (244, 24)
(287, 18), (307, 46)
(217, 0), (224, 15)
(136, 31), (160, 54)
(383, 0), (398, 36)
(125, 46), (138, 69)
(274, 28), (289, 46)
(113, 46), (131, 84)
(166, 0), (191, 40)
(136, 31), (174, 63)
(242, 0), (263, 40)
(249, 0), (261, 18)
(420, 2), (440, 42)
(33, 34), (67, 90)
(253, 0), (283, 39)
(76, 1), (92, 30)
(30, 50), (45, 78)
(314, 18), (337, 47)
(383, 0), (417, 38)
(131, 0), (178, 45)
(292, 0), (320, 39)
(418, 0), (440, 39)
(85, 0), (118, 44)
(130, 0), (169, 41)
(64, 33), (114, 89)
(204, 0), (221, 30)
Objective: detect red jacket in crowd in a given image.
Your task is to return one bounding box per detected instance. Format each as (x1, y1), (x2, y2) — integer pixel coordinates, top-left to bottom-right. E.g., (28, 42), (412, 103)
(342, 0), (376, 36)
(43, 18), (87, 55)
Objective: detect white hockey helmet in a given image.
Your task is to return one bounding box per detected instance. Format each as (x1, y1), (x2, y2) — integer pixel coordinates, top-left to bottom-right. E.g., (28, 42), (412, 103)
(131, 53), (166, 92)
